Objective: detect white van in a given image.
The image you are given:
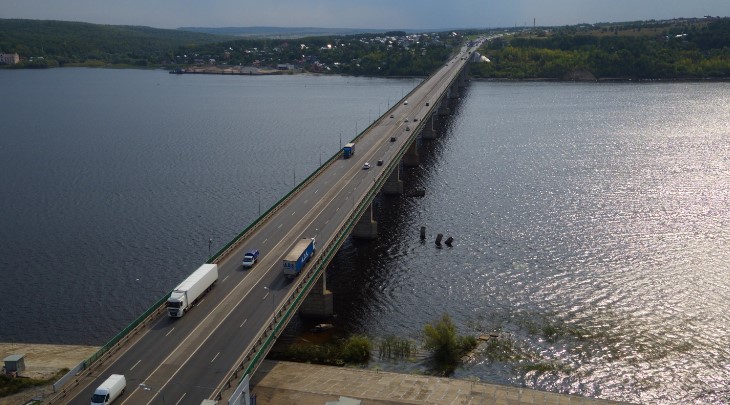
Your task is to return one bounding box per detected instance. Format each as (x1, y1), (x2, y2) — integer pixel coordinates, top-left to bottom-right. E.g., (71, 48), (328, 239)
(91, 374), (126, 405)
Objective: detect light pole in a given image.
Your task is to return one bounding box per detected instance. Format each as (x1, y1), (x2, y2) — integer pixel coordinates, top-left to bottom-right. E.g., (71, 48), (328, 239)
(139, 383), (166, 405)
(208, 238), (212, 257)
(263, 286), (275, 312)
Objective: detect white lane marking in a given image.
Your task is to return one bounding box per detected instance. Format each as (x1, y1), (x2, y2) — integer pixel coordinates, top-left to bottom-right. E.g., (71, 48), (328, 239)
(277, 223), (283, 229)
(174, 392), (186, 405)
(165, 328), (175, 337)
(211, 352), (220, 363)
(263, 238), (268, 245)
(291, 211), (296, 216)
(262, 292), (270, 300)
(314, 188), (319, 194)
(222, 275), (230, 283)
(240, 319), (247, 328)
(130, 359), (142, 370)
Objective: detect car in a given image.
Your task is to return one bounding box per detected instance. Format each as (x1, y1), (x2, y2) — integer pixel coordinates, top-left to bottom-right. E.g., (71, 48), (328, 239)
(390, 136), (396, 142)
(413, 117), (418, 122)
(404, 100), (408, 105)
(390, 114), (394, 118)
(404, 118), (409, 122)
(242, 249), (260, 268)
(426, 102), (430, 106)
(363, 162), (371, 170)
(377, 159), (384, 166)
(405, 126), (410, 131)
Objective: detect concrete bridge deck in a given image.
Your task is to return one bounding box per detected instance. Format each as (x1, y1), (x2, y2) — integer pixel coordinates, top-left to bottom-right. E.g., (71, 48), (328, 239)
(251, 360), (631, 405)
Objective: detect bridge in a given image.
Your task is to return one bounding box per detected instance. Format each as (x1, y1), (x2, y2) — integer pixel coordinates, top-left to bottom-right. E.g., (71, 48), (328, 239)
(53, 39), (485, 405)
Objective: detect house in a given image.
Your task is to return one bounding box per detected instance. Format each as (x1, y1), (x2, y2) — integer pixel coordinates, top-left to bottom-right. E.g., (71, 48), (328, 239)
(0, 53), (20, 64)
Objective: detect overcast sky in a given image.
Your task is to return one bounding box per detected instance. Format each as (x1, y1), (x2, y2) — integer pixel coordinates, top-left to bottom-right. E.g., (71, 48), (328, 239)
(3, 0), (729, 30)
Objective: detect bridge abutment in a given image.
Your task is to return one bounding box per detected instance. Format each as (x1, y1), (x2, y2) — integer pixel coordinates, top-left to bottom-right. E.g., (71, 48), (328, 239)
(300, 272), (333, 318)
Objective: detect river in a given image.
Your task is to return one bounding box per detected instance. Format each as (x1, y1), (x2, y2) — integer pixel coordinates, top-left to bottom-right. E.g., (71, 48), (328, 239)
(1, 68), (728, 404)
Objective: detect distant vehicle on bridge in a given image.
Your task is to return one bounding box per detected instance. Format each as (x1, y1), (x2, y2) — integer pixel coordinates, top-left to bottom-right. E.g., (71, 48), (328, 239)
(283, 238), (316, 279)
(343, 142), (356, 158)
(166, 263), (218, 317)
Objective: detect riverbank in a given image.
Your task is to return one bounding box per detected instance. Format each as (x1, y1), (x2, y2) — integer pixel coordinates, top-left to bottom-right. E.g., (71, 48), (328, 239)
(0, 343), (98, 405)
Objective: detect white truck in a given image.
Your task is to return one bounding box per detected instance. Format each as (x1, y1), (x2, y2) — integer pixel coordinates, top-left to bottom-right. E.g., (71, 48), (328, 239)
(167, 263), (219, 318)
(90, 374), (126, 405)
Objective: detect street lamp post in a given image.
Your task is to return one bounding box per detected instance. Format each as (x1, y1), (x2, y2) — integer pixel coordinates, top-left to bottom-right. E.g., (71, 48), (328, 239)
(139, 383), (166, 405)
(263, 286), (275, 312)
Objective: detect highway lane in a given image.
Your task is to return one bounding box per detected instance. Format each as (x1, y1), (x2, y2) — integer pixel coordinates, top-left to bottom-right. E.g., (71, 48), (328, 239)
(64, 42), (481, 405)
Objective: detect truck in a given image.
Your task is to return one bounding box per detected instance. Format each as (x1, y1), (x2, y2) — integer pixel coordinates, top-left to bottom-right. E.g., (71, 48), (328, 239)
(90, 374), (126, 405)
(283, 238), (316, 279)
(342, 142), (355, 158)
(167, 263), (219, 318)
(242, 249), (260, 268)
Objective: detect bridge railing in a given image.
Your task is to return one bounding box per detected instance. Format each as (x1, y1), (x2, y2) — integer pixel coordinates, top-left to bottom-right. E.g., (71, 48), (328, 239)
(215, 60), (472, 402)
(215, 127), (409, 400)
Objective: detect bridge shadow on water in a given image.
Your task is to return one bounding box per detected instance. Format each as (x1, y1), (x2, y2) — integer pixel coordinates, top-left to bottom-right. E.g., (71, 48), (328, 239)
(272, 86), (472, 351)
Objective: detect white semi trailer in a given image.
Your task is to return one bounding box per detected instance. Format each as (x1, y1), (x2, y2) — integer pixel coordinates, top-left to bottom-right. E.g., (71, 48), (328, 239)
(166, 263), (218, 318)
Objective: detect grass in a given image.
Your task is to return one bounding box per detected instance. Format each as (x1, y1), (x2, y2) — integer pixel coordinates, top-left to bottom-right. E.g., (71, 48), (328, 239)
(378, 335), (415, 360)
(270, 335), (372, 366)
(0, 369), (68, 398)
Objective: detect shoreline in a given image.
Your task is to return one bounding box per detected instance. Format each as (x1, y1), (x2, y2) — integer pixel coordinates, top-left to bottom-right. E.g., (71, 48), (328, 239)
(0, 343), (99, 405)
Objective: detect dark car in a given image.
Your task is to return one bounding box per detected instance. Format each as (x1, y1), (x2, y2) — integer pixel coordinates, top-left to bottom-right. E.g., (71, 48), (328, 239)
(377, 159), (384, 166)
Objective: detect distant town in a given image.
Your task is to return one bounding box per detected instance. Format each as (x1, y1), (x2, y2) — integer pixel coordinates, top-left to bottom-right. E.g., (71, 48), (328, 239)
(1, 16), (729, 79)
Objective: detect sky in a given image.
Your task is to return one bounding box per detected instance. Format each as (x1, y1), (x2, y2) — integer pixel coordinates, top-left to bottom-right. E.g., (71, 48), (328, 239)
(3, 0), (729, 30)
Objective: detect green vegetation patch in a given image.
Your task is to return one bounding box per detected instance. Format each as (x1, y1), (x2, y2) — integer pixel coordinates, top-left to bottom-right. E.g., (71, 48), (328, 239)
(423, 314), (478, 375)
(270, 335), (372, 366)
(378, 335), (416, 360)
(0, 369), (68, 398)
(473, 17), (730, 80)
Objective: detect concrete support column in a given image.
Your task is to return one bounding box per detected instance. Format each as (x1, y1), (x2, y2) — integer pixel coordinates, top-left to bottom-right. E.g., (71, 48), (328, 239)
(383, 165), (404, 195)
(421, 115), (438, 140)
(300, 272), (333, 318)
(448, 83), (460, 99)
(352, 203), (378, 239)
(402, 140), (420, 167)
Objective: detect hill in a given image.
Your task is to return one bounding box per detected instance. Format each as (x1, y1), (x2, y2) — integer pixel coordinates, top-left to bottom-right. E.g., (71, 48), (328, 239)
(0, 19), (233, 67)
(177, 26), (399, 38)
(472, 17), (730, 80)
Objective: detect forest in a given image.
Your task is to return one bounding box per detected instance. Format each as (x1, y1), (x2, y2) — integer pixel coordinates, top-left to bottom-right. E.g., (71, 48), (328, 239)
(471, 17), (730, 80)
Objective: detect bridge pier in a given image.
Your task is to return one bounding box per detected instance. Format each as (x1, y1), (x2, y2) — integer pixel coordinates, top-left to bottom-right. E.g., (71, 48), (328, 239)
(383, 166), (403, 195)
(421, 115), (438, 140)
(402, 140), (420, 167)
(352, 203), (378, 239)
(448, 83), (460, 99)
(300, 272), (333, 318)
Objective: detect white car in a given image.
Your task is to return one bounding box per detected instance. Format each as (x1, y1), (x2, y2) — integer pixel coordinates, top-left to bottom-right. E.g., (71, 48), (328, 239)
(363, 162), (371, 170)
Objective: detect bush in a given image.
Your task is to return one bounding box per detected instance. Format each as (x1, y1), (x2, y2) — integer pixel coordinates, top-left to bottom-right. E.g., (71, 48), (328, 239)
(424, 314), (460, 363)
(341, 335), (372, 363)
(271, 335), (373, 366)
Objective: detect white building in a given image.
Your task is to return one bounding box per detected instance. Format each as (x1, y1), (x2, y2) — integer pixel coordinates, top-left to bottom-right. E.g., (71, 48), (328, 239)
(0, 53), (20, 64)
